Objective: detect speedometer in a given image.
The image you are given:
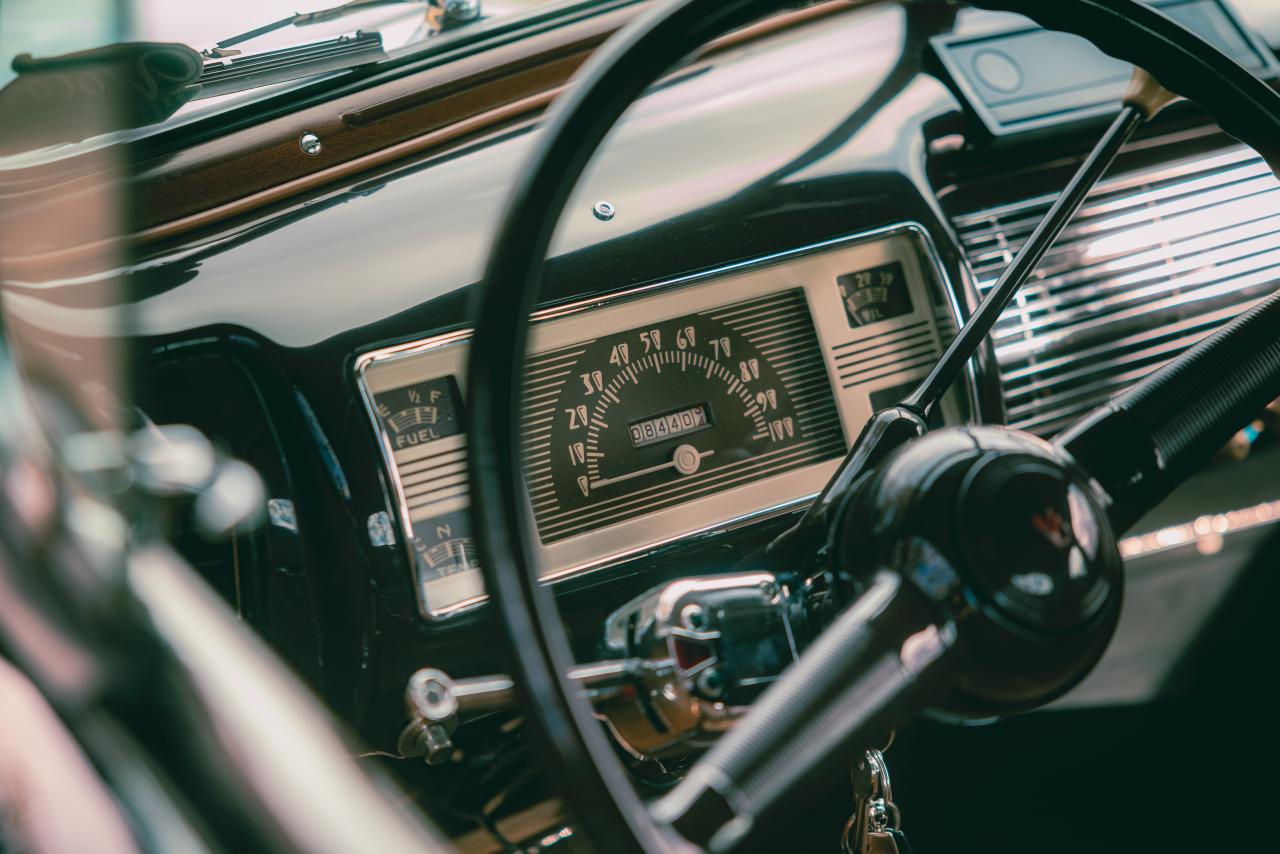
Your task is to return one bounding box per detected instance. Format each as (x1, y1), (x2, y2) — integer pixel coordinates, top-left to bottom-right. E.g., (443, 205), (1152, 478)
(523, 288), (845, 544)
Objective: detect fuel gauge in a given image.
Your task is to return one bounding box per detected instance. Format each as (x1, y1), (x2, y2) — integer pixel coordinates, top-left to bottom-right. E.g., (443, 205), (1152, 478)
(373, 375), (464, 451)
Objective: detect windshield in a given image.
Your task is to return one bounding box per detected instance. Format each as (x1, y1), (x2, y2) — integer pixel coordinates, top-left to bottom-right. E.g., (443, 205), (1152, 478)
(0, 0), (612, 163)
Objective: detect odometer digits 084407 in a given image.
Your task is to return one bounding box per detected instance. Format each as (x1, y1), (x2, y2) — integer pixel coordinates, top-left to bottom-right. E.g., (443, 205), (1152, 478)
(521, 288), (845, 544)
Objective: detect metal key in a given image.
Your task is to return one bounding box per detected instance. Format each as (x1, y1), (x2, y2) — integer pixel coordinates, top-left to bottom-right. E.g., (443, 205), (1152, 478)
(843, 748), (910, 854)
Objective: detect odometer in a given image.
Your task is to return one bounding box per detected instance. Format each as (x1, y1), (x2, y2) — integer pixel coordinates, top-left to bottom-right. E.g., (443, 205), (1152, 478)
(628, 403), (712, 448)
(522, 288), (844, 544)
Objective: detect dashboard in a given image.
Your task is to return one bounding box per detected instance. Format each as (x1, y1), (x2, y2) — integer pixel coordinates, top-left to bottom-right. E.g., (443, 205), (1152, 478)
(7, 4), (1280, 845)
(357, 226), (961, 616)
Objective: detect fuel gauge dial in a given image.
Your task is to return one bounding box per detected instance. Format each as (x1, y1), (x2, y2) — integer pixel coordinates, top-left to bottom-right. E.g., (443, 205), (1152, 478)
(373, 375), (464, 450)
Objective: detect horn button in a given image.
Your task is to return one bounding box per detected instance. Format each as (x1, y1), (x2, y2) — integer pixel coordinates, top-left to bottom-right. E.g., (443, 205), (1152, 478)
(958, 454), (1111, 633)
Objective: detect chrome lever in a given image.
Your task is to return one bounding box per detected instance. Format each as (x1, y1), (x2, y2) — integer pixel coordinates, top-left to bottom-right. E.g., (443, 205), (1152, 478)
(399, 572), (808, 764)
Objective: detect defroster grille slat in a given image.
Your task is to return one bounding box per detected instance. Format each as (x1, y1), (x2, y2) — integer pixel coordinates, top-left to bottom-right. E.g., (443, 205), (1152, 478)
(953, 142), (1280, 436)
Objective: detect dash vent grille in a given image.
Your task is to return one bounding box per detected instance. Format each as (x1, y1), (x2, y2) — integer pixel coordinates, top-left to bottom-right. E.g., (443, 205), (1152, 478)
(953, 143), (1280, 436)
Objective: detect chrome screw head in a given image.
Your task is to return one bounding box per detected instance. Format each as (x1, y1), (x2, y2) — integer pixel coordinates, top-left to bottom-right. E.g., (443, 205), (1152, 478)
(299, 132), (322, 156)
(592, 200), (616, 221)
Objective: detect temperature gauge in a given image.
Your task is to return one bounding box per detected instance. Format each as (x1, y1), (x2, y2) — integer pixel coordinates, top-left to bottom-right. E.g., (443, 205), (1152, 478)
(412, 509), (477, 578)
(411, 509), (483, 610)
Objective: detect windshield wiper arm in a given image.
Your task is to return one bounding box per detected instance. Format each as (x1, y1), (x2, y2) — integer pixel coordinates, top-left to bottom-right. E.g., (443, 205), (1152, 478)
(212, 0), (478, 53)
(198, 31), (389, 99)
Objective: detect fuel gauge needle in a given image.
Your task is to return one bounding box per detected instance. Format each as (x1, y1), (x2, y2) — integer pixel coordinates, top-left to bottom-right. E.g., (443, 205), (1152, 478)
(590, 444), (713, 489)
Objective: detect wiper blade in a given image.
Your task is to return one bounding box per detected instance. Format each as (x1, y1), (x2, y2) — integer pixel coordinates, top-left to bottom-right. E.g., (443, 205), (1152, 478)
(201, 1), (628, 104)
(198, 31), (387, 100)
(198, 0), (486, 98)
(212, 0), (471, 52)
(215, 1), (408, 51)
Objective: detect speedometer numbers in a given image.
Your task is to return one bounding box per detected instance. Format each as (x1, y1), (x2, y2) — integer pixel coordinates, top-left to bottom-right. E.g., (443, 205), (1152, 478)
(523, 288), (845, 544)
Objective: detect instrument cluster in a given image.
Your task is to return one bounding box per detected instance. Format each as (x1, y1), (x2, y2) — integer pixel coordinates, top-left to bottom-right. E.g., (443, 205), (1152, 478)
(357, 225), (962, 618)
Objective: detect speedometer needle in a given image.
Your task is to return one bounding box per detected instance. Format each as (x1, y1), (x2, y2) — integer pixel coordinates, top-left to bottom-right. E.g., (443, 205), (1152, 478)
(590, 445), (713, 489)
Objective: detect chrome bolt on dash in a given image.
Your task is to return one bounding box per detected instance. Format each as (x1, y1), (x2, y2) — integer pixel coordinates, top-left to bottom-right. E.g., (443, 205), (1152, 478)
(299, 132), (322, 155)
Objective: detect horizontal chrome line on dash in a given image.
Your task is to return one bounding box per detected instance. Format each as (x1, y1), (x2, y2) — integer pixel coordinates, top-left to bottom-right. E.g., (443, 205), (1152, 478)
(835, 331), (935, 374)
(407, 483), (469, 512)
(976, 193), (1280, 312)
(994, 269), (1276, 359)
(962, 167), (1277, 263)
(1005, 361), (1163, 427)
(998, 303), (1249, 391)
(840, 352), (937, 390)
(400, 459), (468, 489)
(952, 138), (1280, 436)
(954, 145), (1265, 238)
(397, 446), (467, 478)
(831, 319), (929, 355)
(706, 290), (803, 324)
(977, 219), (1280, 332)
(972, 187), (1280, 285)
(722, 301), (808, 331)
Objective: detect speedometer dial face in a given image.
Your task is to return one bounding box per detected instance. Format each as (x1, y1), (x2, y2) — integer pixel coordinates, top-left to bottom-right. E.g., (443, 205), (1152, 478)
(523, 288), (845, 544)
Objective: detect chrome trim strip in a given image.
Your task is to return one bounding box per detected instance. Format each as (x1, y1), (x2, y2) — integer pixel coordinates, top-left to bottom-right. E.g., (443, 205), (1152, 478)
(354, 222), (968, 620)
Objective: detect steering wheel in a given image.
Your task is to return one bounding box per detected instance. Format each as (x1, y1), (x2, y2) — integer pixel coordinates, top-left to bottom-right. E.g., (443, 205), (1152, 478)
(466, 1), (1280, 850)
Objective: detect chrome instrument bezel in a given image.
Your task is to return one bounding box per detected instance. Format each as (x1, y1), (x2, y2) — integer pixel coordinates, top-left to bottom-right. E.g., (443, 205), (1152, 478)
(355, 222), (971, 619)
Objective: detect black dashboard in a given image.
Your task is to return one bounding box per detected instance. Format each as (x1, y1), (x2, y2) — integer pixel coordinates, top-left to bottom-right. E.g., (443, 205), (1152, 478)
(109, 1), (998, 726)
(8, 1), (1280, 841)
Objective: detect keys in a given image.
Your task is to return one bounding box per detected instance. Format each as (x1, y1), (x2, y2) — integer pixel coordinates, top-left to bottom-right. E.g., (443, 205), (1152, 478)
(843, 748), (912, 854)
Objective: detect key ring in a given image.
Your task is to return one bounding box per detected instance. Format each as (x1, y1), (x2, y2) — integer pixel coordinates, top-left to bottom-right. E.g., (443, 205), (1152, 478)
(842, 745), (904, 853)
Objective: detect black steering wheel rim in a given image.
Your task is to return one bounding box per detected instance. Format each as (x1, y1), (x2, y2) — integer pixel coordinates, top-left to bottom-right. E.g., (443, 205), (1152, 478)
(465, 1), (1280, 850)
